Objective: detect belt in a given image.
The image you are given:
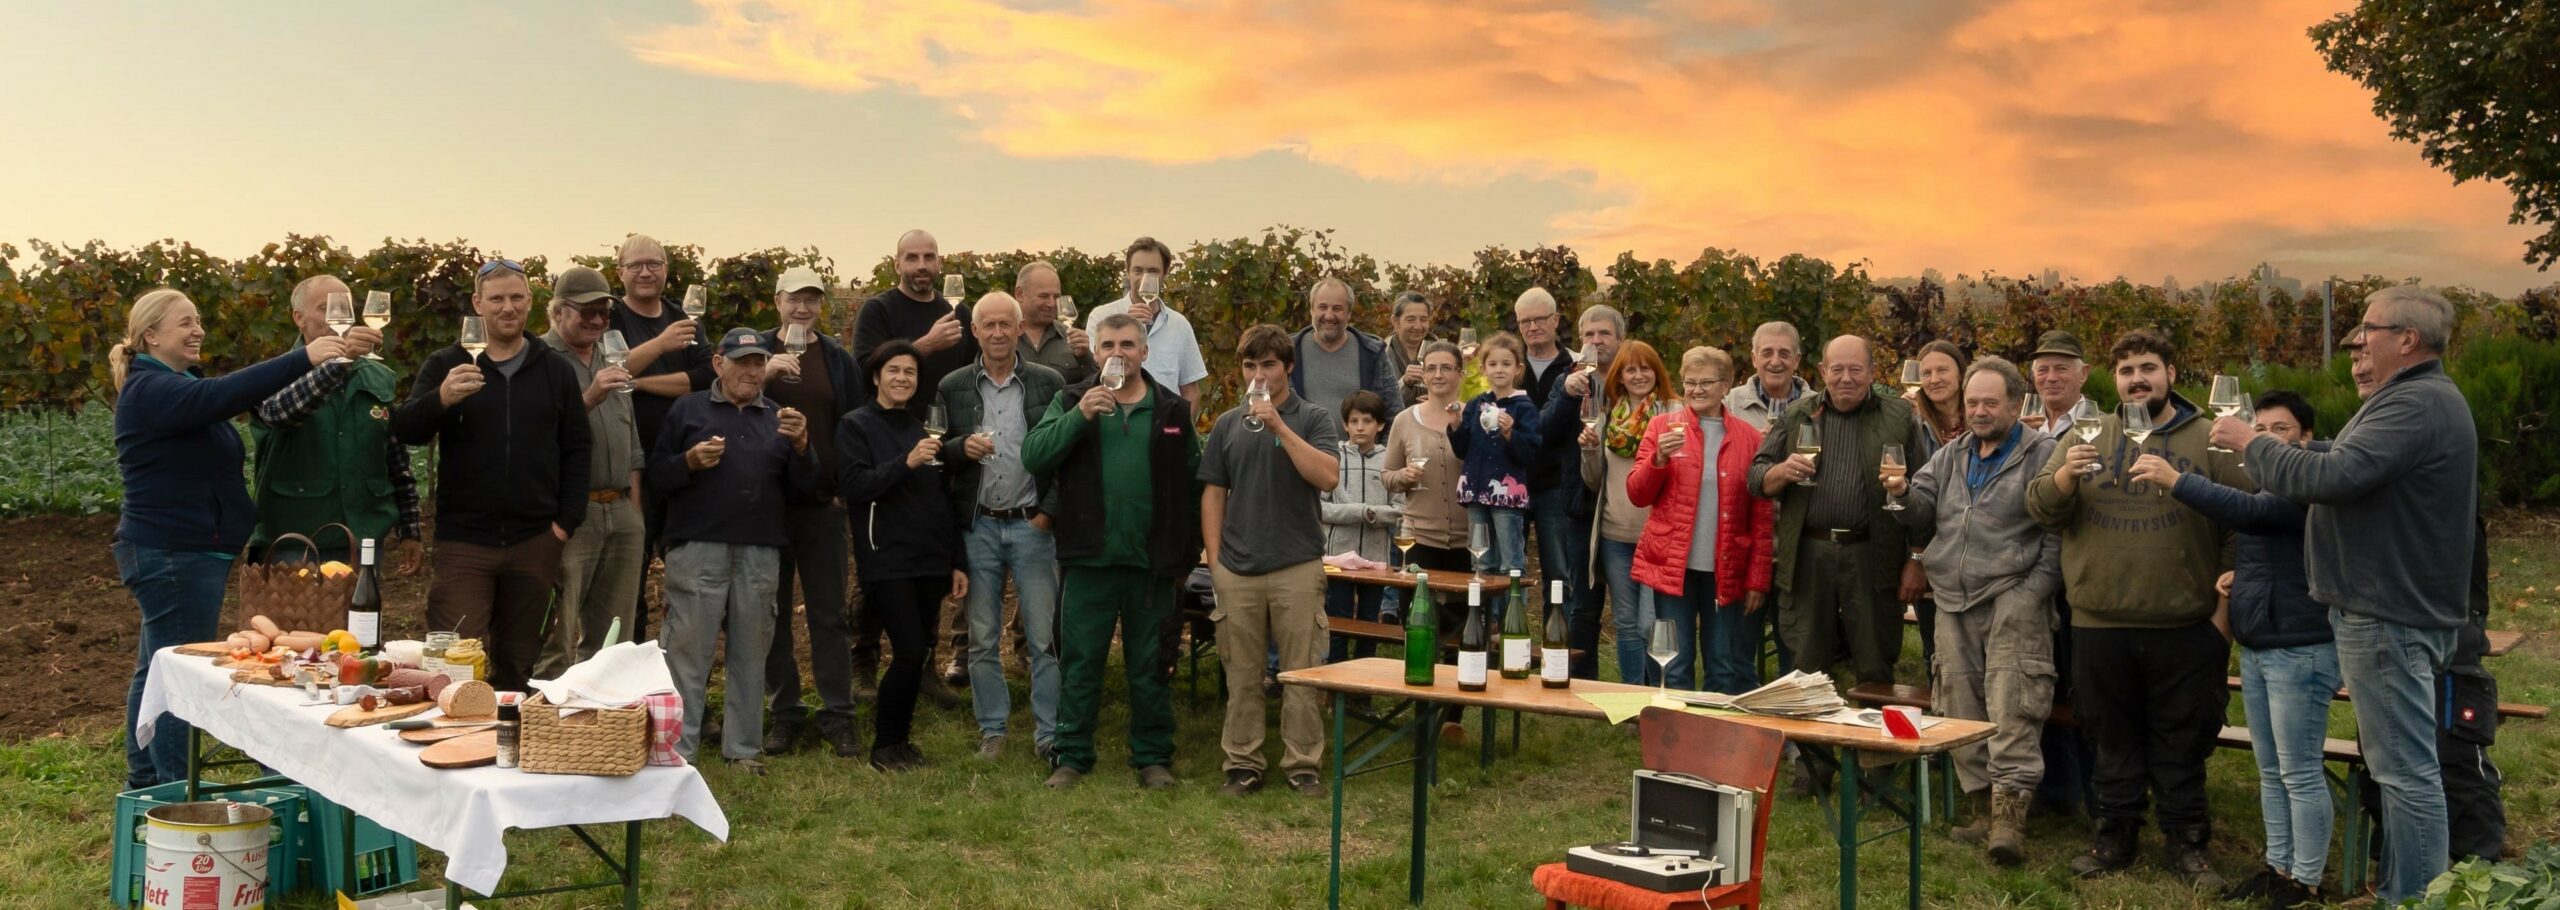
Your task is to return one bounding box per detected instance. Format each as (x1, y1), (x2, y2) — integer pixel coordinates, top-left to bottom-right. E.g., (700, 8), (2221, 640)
(978, 505), (1038, 522)
(589, 489), (626, 504)
(1804, 527), (1868, 544)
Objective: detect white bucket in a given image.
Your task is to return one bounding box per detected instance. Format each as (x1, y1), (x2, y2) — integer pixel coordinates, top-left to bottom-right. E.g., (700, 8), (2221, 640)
(141, 801), (272, 910)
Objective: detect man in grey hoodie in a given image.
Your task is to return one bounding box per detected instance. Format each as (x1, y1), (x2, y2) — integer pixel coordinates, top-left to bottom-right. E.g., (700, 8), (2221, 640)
(1885, 357), (2059, 866)
(2215, 286), (2477, 905)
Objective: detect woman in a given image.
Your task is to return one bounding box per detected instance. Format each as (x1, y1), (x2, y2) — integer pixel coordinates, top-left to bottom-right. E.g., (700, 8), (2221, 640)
(1625, 347), (1775, 694)
(1577, 341), (1676, 685)
(1907, 340), (1966, 453)
(1382, 342), (1473, 583)
(113, 289), (344, 788)
(837, 340), (969, 772)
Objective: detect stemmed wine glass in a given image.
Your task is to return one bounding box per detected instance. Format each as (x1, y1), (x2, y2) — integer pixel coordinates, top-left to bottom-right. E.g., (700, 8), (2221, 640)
(1100, 355), (1129, 416)
(682, 287), (709, 346)
(1244, 378), (1270, 432)
(2021, 392), (2046, 428)
(923, 403), (949, 466)
(2207, 374), (2245, 459)
(2121, 403), (2157, 492)
(2072, 412), (2106, 476)
(1395, 518), (1418, 576)
(600, 330), (633, 396)
(1649, 617), (1679, 698)
(781, 324), (811, 384)
(323, 292), (356, 364)
(1057, 296), (1079, 330)
(1458, 327), (1478, 351)
(1468, 521), (1491, 582)
(361, 291), (391, 361)
(1881, 444), (1908, 511)
(943, 274), (965, 308)
(1899, 359), (1924, 396)
(1792, 423), (1821, 487)
(458, 316), (487, 360)
(1136, 273), (1163, 320)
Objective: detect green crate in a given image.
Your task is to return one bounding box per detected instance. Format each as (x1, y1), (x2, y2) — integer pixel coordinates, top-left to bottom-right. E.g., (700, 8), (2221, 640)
(297, 788), (420, 897)
(109, 781), (305, 907)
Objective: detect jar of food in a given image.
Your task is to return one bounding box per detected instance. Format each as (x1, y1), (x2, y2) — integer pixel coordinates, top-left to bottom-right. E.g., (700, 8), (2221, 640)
(443, 638), (487, 683)
(422, 632), (458, 676)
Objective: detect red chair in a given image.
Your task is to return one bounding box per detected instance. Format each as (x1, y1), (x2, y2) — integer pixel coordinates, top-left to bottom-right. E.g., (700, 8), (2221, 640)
(1532, 707), (1785, 910)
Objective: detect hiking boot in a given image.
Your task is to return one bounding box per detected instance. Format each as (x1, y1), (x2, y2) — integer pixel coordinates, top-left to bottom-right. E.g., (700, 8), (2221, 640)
(1948, 790), (1995, 846)
(1044, 766), (1085, 790)
(726, 757), (768, 777)
(2219, 865), (2286, 904)
(762, 721), (802, 756)
(1034, 741), (1059, 766)
(1220, 768), (1265, 797)
(1986, 786), (2032, 867)
(2070, 819), (2140, 878)
(2164, 827), (2225, 892)
(977, 734), (1006, 761)
(1288, 773), (1325, 797)
(1137, 765), (1178, 790)
(851, 653), (881, 700)
(2265, 874), (2323, 910)
(823, 725), (863, 760)
(869, 742), (930, 773)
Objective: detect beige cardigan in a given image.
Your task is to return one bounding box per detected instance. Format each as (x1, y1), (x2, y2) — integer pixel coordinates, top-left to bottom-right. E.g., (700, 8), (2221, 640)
(1383, 403), (1465, 550)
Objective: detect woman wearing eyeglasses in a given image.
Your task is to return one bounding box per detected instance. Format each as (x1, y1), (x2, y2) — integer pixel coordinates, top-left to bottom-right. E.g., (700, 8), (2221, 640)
(1625, 346), (1777, 694)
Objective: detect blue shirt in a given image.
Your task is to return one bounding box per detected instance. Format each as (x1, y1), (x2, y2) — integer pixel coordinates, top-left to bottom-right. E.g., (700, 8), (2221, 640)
(1965, 423), (2025, 494)
(647, 390), (820, 548)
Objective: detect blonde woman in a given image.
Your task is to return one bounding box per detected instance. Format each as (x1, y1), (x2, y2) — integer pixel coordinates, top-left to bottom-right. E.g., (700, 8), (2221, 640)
(112, 289), (344, 788)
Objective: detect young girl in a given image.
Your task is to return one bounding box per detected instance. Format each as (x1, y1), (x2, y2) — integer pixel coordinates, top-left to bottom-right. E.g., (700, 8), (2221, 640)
(1446, 331), (1541, 577)
(1320, 391), (1404, 661)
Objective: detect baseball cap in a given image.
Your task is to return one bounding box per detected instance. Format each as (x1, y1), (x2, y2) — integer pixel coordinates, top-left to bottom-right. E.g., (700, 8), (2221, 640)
(717, 327), (772, 359)
(2029, 330), (2085, 361)
(555, 266), (618, 309)
(776, 266), (828, 295)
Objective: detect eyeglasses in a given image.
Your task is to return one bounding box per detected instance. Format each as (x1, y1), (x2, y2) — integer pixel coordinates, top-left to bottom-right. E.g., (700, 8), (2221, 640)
(620, 259), (667, 273)
(1518, 314), (1558, 326)
(2357, 322), (2409, 336)
(1680, 379), (1728, 391)
(476, 258), (525, 279)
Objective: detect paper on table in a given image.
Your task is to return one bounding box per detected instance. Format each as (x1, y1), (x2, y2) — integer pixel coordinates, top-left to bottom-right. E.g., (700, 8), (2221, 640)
(1577, 692), (1745, 725)
(529, 641), (675, 710)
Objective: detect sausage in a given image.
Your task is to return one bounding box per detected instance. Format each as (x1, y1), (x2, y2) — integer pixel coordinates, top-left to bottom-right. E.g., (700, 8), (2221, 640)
(275, 631), (325, 653)
(241, 630), (272, 653)
(226, 632), (253, 650)
(248, 615), (282, 638)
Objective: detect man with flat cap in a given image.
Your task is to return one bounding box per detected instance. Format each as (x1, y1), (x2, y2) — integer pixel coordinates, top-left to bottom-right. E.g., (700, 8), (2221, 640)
(535, 267), (643, 678)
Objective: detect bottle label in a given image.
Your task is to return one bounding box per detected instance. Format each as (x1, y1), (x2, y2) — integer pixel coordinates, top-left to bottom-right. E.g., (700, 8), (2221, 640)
(1502, 639), (1530, 671)
(1543, 648), (1571, 681)
(1457, 652), (1488, 685)
(347, 612), (380, 648)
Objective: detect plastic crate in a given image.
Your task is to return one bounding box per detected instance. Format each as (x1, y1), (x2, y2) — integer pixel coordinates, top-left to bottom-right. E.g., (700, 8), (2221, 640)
(298, 788), (421, 897)
(110, 781), (306, 906)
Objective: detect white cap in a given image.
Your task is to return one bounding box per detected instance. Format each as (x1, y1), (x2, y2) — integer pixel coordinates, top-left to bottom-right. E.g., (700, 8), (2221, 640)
(776, 266), (828, 295)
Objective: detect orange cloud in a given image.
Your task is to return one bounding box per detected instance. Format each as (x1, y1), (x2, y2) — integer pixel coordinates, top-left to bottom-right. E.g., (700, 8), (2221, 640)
(629, 0), (2548, 290)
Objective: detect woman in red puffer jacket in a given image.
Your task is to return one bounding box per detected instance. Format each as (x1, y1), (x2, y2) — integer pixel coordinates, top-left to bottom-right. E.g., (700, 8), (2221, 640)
(1627, 346), (1776, 694)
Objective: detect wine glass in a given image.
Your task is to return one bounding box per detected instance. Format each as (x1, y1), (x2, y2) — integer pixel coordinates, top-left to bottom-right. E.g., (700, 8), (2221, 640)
(682, 286), (708, 346)
(2120, 403), (2155, 490)
(1649, 617), (1679, 697)
(1458, 327), (1478, 350)
(1137, 273), (1163, 311)
(458, 316), (487, 360)
(2072, 412), (2106, 476)
(2021, 392), (2046, 428)
(1100, 355), (1129, 415)
(943, 274), (965, 307)
(1244, 378), (1270, 432)
(781, 324), (810, 384)
(1395, 518), (1418, 574)
(1662, 406), (1688, 460)
(1468, 521), (1492, 580)
(1881, 443), (1908, 511)
(1057, 295), (1079, 330)
(1792, 423), (1821, 487)
(1899, 359), (1923, 396)
(322, 292), (356, 364)
(923, 403), (949, 466)
(599, 330), (633, 396)
(361, 291), (391, 361)
(2206, 375), (2244, 453)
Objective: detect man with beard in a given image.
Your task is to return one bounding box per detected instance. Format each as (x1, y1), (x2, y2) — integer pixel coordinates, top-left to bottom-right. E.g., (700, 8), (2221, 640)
(850, 229), (976, 705)
(1289, 276), (1402, 432)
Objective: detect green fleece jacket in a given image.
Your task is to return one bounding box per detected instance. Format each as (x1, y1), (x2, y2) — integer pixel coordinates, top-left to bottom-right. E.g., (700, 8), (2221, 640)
(2024, 392), (2248, 629)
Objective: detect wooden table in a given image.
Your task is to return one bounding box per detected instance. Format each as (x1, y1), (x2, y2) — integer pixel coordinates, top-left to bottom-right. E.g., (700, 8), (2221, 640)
(1324, 565), (1513, 595)
(1281, 658), (1994, 910)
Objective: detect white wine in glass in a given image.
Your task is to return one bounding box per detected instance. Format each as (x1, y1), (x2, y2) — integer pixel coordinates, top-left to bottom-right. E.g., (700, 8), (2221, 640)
(2120, 402), (2154, 447)
(1395, 519), (1418, 571)
(2021, 392), (2045, 426)
(323, 293), (356, 364)
(361, 291), (391, 361)
(1244, 379), (1271, 432)
(1881, 443), (1908, 511)
(923, 403), (949, 466)
(943, 274), (965, 308)
(600, 330), (633, 396)
(682, 286), (708, 346)
(2073, 414), (2106, 476)
(1792, 423), (1821, 487)
(1899, 358), (1923, 395)
(1099, 355), (1128, 416)
(2206, 375), (2243, 453)
(781, 324), (810, 384)
(1136, 273), (1163, 311)
(1457, 327), (1477, 350)
(1056, 295), (1079, 330)
(458, 316), (488, 359)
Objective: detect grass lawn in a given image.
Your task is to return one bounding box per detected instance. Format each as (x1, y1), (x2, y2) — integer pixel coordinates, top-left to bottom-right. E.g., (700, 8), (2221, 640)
(5, 530), (2554, 909)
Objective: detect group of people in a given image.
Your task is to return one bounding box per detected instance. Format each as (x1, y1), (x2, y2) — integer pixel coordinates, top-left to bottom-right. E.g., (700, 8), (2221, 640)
(108, 227), (2503, 905)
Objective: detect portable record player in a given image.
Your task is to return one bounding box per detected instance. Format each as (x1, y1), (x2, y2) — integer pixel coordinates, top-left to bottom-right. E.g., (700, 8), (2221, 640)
(1561, 768), (1755, 891)
(1564, 841), (1726, 892)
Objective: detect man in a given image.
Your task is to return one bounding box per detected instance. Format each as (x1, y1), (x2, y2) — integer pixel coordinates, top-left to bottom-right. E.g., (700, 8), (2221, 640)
(1884, 357), (2060, 866)
(249, 275), (420, 573)
(1723, 321), (1812, 432)
(647, 328), (819, 774)
(1541, 302), (1625, 679)
(2025, 330), (2098, 437)
(2222, 287), (2476, 903)
(2027, 329), (2249, 886)
(1200, 324), (1341, 798)
(757, 266), (868, 759)
(390, 260), (591, 693)
(1016, 260), (1095, 385)
(939, 293), (1067, 762)
(608, 234), (714, 642)
(1289, 276), (1402, 427)
(1748, 335), (1926, 789)
(1087, 237), (1208, 409)
(1022, 314), (1200, 791)
(849, 229), (977, 703)
(1510, 288), (1587, 676)
(2020, 328), (2099, 822)
(532, 268), (643, 680)
(1384, 291), (1432, 408)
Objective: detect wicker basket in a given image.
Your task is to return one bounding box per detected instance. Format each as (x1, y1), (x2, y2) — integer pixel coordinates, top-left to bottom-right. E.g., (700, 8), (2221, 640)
(232, 525), (357, 635)
(519, 692), (648, 776)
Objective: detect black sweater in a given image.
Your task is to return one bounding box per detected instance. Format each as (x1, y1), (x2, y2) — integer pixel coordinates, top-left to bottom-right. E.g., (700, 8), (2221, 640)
(391, 343), (592, 547)
(836, 401), (963, 582)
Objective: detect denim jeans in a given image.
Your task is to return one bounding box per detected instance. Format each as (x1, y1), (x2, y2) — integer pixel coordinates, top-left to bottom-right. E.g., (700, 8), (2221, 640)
(1650, 570), (1760, 695)
(1528, 486), (1581, 614)
(117, 542), (232, 789)
(964, 515), (1060, 746)
(1324, 580), (1384, 663)
(1597, 539), (1655, 685)
(2331, 608), (2456, 904)
(2239, 642), (2343, 884)
(1465, 506), (1529, 575)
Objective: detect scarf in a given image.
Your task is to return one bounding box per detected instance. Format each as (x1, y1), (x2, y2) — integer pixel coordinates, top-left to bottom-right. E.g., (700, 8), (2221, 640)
(1604, 397), (1665, 459)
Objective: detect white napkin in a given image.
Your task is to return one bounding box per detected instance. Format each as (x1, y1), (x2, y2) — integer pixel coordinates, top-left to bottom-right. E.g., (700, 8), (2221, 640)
(530, 641), (676, 709)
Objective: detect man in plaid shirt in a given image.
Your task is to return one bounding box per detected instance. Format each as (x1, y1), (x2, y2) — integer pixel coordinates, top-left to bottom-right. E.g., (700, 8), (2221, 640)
(249, 275), (424, 573)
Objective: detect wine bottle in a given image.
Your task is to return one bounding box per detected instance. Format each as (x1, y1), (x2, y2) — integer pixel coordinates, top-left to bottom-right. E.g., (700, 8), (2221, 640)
(1404, 574), (1438, 686)
(348, 538), (383, 649)
(1541, 579), (1571, 689)
(1499, 569), (1530, 679)
(1457, 579), (1489, 692)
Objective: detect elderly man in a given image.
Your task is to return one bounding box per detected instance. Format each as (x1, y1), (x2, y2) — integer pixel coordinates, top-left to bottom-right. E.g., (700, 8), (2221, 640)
(1289, 276), (1402, 427)
(940, 293), (1067, 762)
(532, 268), (643, 679)
(850, 229), (977, 702)
(391, 260), (591, 693)
(1724, 321), (1812, 432)
(1885, 357), (2059, 866)
(2028, 329), (2250, 886)
(2221, 287), (2477, 904)
(1087, 237), (1208, 410)
(1542, 302), (1625, 679)
(2024, 330), (2098, 437)
(1016, 260), (1094, 385)
(648, 328), (819, 774)
(756, 266), (868, 759)
(608, 234), (713, 642)
(249, 276), (418, 574)
(1384, 291), (1432, 408)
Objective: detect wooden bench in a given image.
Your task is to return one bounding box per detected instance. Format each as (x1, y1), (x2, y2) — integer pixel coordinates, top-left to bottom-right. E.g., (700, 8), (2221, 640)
(2214, 725), (2375, 892)
(2222, 676), (2548, 720)
(1844, 682), (2077, 727)
(2487, 629), (2524, 657)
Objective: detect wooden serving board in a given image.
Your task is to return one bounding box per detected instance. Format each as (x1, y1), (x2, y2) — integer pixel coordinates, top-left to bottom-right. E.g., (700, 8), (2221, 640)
(175, 642), (237, 658)
(400, 722), (499, 744)
(228, 668), (298, 686)
(326, 700), (435, 728)
(419, 730), (499, 769)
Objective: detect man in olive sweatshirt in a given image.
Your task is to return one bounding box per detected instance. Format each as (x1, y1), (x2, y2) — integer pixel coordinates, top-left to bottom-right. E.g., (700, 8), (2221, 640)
(2026, 329), (2250, 887)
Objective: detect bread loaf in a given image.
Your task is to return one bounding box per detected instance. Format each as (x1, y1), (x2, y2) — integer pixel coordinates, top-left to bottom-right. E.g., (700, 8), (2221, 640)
(436, 679), (496, 719)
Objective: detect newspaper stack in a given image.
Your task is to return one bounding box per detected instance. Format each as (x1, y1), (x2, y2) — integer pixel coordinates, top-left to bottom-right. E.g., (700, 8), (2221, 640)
(1667, 670), (1847, 718)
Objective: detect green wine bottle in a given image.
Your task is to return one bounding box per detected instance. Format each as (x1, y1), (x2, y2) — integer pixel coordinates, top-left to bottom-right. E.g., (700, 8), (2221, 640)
(1404, 573), (1438, 686)
(1500, 569), (1531, 679)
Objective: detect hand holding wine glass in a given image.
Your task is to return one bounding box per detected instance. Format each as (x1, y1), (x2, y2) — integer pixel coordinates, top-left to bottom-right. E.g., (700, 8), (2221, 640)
(681, 287), (709, 345)
(1790, 423), (1821, 487)
(1244, 378), (1272, 432)
(361, 291), (392, 361)
(600, 330), (634, 396)
(1880, 443), (1909, 506)
(323, 292), (357, 364)
(2206, 374), (2244, 457)
(922, 403), (949, 466)
(779, 324), (811, 384)
(1099, 355), (1129, 416)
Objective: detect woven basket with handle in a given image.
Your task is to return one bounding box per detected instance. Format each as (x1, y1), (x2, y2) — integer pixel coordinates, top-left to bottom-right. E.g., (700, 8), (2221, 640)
(231, 523), (356, 635)
(520, 692), (649, 776)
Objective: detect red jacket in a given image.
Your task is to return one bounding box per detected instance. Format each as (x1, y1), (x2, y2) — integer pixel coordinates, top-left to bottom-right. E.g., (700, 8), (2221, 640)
(1625, 409), (1776, 602)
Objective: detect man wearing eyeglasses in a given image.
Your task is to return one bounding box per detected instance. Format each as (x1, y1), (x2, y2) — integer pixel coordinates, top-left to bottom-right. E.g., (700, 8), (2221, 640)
(391, 260), (592, 693)
(531, 267), (641, 683)
(606, 234), (715, 643)
(2216, 287), (2478, 905)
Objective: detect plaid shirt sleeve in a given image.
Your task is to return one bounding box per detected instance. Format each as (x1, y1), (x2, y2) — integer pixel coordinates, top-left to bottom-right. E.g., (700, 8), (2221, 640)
(387, 436), (423, 541)
(251, 361), (353, 428)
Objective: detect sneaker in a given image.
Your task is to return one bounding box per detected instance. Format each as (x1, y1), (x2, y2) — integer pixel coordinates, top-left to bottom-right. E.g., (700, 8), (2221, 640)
(2219, 866), (2286, 904)
(942, 654), (968, 688)
(1137, 765), (1178, 790)
(1219, 768), (1265, 797)
(1044, 765), (1085, 790)
(726, 757), (768, 777)
(1034, 741), (1059, 766)
(870, 742), (930, 773)
(977, 734), (1006, 761)
(2265, 875), (2323, 910)
(824, 725), (863, 760)
(1288, 773), (1324, 797)
(762, 722), (801, 756)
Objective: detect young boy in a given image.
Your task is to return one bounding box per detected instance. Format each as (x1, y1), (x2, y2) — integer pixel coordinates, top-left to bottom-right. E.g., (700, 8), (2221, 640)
(1319, 390), (1404, 661)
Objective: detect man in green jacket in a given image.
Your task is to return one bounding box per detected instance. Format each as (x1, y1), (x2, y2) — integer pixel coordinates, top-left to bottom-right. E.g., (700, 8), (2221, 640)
(1021, 314), (1199, 791)
(250, 275), (421, 573)
(2026, 328), (2250, 886)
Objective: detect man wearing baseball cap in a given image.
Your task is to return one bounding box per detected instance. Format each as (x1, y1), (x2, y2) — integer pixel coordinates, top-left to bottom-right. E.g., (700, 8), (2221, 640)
(647, 327), (821, 773)
(534, 267), (643, 678)
(756, 266), (871, 759)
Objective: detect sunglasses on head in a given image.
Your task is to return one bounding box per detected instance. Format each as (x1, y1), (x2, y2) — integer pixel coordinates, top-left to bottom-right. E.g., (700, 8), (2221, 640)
(477, 258), (526, 279)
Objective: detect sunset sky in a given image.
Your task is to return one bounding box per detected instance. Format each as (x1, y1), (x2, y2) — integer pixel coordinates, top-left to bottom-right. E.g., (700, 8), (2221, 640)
(5, 0), (2550, 292)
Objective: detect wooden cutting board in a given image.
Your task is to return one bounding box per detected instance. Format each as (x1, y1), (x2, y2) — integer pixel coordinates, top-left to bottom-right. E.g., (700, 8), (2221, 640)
(400, 722), (499, 744)
(326, 700), (435, 728)
(174, 642), (236, 658)
(419, 730), (499, 769)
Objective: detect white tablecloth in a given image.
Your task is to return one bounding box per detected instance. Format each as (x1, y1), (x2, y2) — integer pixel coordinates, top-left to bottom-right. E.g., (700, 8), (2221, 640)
(136, 648), (729, 894)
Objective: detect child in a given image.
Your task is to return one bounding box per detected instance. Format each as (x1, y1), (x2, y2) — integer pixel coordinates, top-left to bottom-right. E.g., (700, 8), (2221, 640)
(1319, 390), (1404, 662)
(1446, 332), (1540, 585)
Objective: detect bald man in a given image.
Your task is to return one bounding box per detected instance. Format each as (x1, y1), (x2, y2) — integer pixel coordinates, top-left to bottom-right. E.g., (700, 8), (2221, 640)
(852, 229), (978, 413)
(249, 275), (419, 572)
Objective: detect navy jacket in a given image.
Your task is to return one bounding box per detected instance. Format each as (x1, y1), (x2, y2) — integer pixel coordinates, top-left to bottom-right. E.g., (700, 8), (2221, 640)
(113, 349), (316, 552)
(837, 401), (964, 583)
(2169, 442), (2334, 650)
(1540, 383), (1596, 520)
(647, 391), (820, 549)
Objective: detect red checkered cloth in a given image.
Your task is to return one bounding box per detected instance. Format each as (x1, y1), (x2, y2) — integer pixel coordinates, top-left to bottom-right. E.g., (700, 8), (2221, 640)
(642, 692), (685, 767)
